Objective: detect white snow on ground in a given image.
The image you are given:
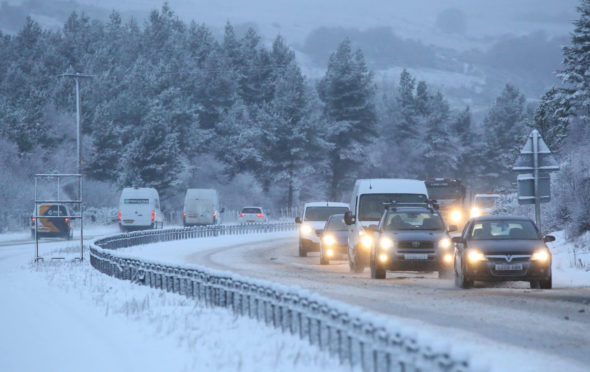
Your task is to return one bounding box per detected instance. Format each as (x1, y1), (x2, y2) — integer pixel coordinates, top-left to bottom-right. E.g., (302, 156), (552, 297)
(548, 230), (590, 287)
(0, 231), (348, 372)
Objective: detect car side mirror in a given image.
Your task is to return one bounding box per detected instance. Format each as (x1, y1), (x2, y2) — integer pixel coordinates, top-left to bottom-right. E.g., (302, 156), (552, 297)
(448, 225), (458, 233)
(543, 235), (555, 243)
(451, 236), (464, 244)
(344, 211), (355, 225)
(295, 217), (301, 224)
(220, 207), (225, 213)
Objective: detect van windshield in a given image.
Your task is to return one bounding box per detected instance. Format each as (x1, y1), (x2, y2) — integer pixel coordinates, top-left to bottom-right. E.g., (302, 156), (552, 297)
(304, 207), (349, 221)
(242, 208), (262, 214)
(358, 194), (427, 221)
(124, 199), (149, 204)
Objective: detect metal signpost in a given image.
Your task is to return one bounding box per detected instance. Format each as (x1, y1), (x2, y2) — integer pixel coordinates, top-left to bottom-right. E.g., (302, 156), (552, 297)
(34, 174), (83, 262)
(512, 130), (559, 230)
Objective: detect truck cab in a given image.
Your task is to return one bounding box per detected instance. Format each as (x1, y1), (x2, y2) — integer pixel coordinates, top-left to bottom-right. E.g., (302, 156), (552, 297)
(425, 178), (468, 231)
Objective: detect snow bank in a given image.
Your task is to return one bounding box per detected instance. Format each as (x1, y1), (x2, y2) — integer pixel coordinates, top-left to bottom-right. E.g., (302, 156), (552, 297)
(0, 244), (347, 372)
(548, 230), (590, 287)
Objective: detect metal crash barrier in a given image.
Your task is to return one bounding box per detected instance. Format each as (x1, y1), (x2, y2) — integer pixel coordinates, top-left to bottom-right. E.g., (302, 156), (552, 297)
(89, 222), (471, 372)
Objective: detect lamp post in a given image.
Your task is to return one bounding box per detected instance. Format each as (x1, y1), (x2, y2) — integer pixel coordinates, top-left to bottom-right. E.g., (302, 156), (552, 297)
(60, 72), (94, 175)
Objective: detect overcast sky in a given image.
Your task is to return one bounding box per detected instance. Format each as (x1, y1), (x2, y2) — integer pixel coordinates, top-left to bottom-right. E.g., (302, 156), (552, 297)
(4, 0), (579, 47)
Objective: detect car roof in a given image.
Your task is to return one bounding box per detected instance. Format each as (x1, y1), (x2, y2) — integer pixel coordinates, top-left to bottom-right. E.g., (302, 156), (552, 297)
(304, 201), (349, 208)
(354, 178), (428, 195)
(241, 206), (263, 209)
(386, 206), (436, 213)
(471, 215), (533, 222)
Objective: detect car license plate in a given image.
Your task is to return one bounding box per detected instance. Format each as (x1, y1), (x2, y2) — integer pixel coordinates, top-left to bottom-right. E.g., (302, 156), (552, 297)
(124, 219), (134, 224)
(495, 264), (523, 271)
(404, 254), (428, 260)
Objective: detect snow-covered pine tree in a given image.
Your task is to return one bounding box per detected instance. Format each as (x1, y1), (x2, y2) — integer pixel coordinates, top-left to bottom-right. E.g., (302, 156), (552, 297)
(421, 91), (456, 177)
(530, 87), (571, 151)
(118, 104), (182, 197)
(559, 0), (590, 118)
(317, 39), (376, 199)
(482, 84), (529, 187)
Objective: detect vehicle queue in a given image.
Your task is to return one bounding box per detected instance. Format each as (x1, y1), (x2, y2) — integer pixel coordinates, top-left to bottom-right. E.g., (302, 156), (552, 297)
(33, 178), (553, 290)
(296, 178), (555, 290)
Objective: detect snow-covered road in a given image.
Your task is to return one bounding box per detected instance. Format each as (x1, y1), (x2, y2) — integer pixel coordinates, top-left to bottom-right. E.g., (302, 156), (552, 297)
(119, 231), (590, 372)
(0, 228), (346, 372)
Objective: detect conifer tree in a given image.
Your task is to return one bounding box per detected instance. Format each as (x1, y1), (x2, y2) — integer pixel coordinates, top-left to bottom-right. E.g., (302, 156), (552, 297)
(317, 39), (376, 199)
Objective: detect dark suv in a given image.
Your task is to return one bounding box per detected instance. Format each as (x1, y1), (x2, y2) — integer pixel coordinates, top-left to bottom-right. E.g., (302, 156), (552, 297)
(368, 202), (456, 279)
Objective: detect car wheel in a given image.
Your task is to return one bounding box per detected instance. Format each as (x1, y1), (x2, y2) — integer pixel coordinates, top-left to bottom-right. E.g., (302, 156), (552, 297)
(298, 241), (307, 257)
(370, 261), (386, 279)
(438, 267), (453, 279)
(530, 280), (541, 289)
(540, 275), (552, 289)
(352, 247), (365, 273)
(455, 260), (473, 289)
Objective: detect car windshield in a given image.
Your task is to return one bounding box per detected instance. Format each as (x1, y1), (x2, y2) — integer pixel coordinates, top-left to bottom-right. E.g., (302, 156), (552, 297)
(304, 207), (349, 221)
(325, 215), (347, 230)
(426, 186), (463, 200)
(382, 211), (445, 231)
(469, 220), (538, 240)
(474, 197), (497, 209)
(358, 194), (428, 221)
(242, 208), (262, 214)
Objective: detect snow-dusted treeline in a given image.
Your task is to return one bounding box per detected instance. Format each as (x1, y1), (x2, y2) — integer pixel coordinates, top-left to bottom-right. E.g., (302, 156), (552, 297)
(0, 2), (588, 238)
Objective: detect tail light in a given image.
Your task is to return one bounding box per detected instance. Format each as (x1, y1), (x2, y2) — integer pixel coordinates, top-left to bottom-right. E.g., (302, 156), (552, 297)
(151, 210), (155, 221)
(31, 217), (36, 226)
(65, 217), (70, 225)
(257, 213), (264, 218)
(213, 212), (217, 217)
(239, 213), (245, 217)
(118, 210), (122, 221)
(183, 212), (187, 217)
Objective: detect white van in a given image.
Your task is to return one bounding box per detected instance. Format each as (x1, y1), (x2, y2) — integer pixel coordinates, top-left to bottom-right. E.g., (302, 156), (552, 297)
(295, 202), (349, 257)
(183, 189), (221, 226)
(345, 179), (429, 272)
(118, 187), (164, 231)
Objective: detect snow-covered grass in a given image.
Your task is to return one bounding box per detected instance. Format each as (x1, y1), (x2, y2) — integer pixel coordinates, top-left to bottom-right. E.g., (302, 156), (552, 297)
(0, 234), (347, 372)
(548, 230), (590, 287)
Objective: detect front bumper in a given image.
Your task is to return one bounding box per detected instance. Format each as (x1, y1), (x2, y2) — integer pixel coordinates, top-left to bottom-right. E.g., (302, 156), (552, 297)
(321, 243), (347, 256)
(465, 260), (551, 281)
(383, 253), (453, 271)
(300, 238), (320, 252)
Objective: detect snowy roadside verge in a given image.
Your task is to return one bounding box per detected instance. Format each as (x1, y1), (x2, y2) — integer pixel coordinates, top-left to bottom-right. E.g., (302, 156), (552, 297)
(547, 230), (590, 287)
(0, 240), (347, 372)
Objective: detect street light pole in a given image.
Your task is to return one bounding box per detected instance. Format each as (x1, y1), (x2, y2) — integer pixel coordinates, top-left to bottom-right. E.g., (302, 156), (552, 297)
(60, 72), (93, 255)
(61, 72), (94, 174)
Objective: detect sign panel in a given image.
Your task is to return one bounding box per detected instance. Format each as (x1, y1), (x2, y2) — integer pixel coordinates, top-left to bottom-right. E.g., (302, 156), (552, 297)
(512, 130), (559, 173)
(517, 173), (551, 205)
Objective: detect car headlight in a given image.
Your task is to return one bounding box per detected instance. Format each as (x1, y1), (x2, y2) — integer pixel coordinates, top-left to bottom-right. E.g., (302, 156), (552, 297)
(443, 253), (453, 263)
(439, 237), (451, 249)
(300, 224), (313, 235)
(470, 207), (481, 218)
(378, 253), (388, 262)
(380, 237), (394, 249)
(323, 234), (336, 246)
(361, 235), (373, 249)
(467, 250), (486, 262)
(450, 209), (462, 223)
(531, 249), (550, 262)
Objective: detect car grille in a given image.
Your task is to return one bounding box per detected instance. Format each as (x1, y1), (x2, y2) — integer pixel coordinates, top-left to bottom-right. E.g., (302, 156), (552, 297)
(397, 240), (435, 254)
(486, 254), (531, 263)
